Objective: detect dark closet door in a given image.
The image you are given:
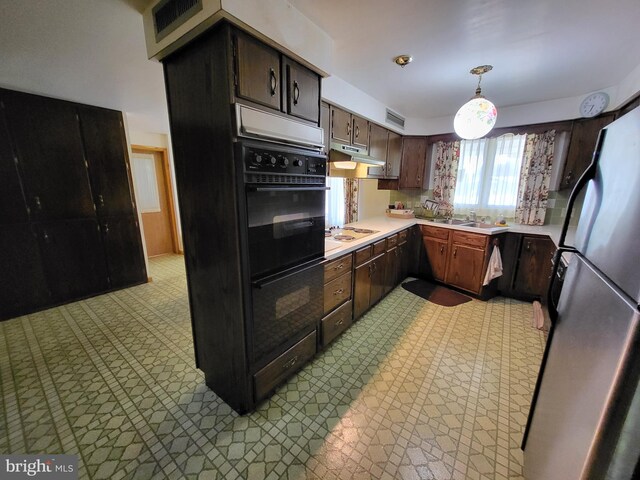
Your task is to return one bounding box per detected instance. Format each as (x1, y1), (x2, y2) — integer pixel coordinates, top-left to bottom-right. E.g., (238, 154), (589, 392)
(78, 106), (134, 217)
(2, 90), (94, 220)
(0, 224), (50, 320)
(100, 216), (147, 288)
(0, 100), (29, 224)
(37, 219), (109, 301)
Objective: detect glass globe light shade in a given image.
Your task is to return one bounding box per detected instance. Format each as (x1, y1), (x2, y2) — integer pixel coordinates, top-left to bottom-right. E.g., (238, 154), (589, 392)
(453, 96), (498, 140)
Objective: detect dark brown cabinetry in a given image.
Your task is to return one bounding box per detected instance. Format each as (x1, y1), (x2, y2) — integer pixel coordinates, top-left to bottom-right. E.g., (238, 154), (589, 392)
(233, 29), (321, 124)
(399, 136), (428, 189)
(320, 102), (331, 154)
(386, 131), (402, 179)
(353, 243), (386, 320)
(367, 124), (402, 180)
(0, 88), (146, 321)
(561, 113), (615, 190)
(321, 253), (353, 348)
(368, 122), (388, 164)
(499, 233), (555, 301)
(420, 225), (498, 296)
(330, 105), (369, 149)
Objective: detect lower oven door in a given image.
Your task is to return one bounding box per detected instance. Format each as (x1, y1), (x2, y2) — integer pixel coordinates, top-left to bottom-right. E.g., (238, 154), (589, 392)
(251, 261), (323, 368)
(246, 185), (327, 278)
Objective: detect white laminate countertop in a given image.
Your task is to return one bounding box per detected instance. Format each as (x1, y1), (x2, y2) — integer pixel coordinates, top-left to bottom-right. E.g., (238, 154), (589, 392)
(324, 216), (577, 261)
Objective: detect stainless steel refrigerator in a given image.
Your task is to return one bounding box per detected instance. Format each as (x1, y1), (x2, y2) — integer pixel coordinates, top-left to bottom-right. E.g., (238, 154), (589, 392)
(523, 106), (640, 479)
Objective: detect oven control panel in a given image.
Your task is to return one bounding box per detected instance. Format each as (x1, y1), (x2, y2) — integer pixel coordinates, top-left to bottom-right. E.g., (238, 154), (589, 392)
(243, 145), (326, 177)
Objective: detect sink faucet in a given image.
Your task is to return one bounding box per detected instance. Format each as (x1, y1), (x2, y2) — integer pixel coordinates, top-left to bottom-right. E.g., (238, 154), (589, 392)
(469, 210), (477, 222)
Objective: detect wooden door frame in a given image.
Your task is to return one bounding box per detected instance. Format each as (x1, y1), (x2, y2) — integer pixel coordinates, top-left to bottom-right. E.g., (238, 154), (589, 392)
(131, 144), (181, 254)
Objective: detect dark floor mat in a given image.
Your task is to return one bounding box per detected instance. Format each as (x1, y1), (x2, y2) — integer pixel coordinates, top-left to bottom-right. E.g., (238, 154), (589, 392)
(402, 279), (472, 307)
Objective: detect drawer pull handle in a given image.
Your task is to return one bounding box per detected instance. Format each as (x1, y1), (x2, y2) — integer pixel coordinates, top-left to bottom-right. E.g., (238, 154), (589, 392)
(355, 125), (360, 138)
(282, 356), (298, 370)
(333, 288), (344, 296)
(335, 318), (344, 326)
(453, 246), (458, 258)
(293, 80), (300, 105)
(333, 263), (344, 271)
(34, 196), (42, 210)
(346, 122), (352, 137)
(440, 245), (445, 254)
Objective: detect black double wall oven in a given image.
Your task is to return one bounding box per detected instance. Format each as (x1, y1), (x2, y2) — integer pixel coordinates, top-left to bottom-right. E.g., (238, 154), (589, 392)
(238, 139), (327, 369)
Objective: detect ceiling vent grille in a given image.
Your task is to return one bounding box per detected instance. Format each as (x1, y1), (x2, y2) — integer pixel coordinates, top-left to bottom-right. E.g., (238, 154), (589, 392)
(153, 0), (203, 42)
(385, 109), (405, 130)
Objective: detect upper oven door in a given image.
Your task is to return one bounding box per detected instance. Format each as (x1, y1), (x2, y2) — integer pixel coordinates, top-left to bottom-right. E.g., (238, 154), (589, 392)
(246, 184), (327, 278)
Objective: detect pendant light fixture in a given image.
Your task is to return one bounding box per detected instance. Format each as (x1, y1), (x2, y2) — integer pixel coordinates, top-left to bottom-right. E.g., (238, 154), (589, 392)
(453, 65), (497, 140)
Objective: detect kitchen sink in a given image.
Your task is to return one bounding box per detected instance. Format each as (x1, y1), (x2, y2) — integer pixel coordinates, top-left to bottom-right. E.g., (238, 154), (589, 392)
(429, 218), (470, 225)
(465, 222), (496, 229)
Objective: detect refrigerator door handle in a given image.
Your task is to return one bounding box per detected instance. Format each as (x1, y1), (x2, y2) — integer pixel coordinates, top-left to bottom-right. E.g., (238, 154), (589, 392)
(546, 246), (577, 324)
(558, 128), (607, 249)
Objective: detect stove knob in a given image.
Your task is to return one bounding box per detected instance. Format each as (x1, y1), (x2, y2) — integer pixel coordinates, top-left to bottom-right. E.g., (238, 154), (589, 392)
(278, 156), (289, 167)
(268, 155), (277, 165)
(252, 153), (263, 164)
(293, 158), (303, 167)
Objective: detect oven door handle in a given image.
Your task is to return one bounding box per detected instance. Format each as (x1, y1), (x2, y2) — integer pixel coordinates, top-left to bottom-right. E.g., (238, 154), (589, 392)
(282, 219), (315, 231)
(248, 186), (330, 192)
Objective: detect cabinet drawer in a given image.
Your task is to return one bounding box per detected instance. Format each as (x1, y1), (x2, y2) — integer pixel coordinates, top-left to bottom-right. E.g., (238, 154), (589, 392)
(254, 331), (316, 401)
(321, 300), (353, 347)
(324, 272), (352, 314)
(452, 231), (487, 248)
(398, 229), (408, 244)
(355, 245), (372, 266)
(421, 225), (450, 241)
(386, 234), (398, 249)
(373, 239), (386, 256)
(324, 254), (353, 283)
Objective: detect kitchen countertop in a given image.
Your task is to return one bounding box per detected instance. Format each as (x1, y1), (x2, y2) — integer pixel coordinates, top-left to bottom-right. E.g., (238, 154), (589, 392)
(324, 216), (578, 261)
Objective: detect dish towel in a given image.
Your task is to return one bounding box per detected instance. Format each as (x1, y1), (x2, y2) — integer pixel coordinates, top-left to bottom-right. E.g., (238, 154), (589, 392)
(483, 245), (503, 286)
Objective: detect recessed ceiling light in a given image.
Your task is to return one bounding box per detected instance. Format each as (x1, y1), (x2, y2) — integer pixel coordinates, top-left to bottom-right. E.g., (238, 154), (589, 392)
(393, 55), (413, 68)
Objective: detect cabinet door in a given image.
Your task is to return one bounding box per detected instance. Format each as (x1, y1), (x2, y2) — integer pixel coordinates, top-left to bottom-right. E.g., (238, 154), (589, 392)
(0, 224), (50, 320)
(383, 247), (398, 295)
(368, 123), (389, 168)
(234, 30), (281, 111)
(0, 102), (28, 224)
(423, 237), (448, 282)
(78, 106), (134, 217)
(353, 261), (372, 320)
(37, 219), (109, 301)
(386, 131), (402, 179)
(2, 90), (94, 220)
(513, 236), (555, 298)
(446, 244), (485, 294)
(351, 115), (369, 149)
(399, 137), (427, 189)
(100, 216), (147, 288)
(284, 58), (320, 123)
(398, 242), (410, 283)
(330, 106), (351, 144)
(561, 114), (615, 190)
(369, 253), (386, 306)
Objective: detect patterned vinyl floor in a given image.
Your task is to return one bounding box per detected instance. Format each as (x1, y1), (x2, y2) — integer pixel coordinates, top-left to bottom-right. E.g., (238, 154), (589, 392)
(0, 254), (546, 479)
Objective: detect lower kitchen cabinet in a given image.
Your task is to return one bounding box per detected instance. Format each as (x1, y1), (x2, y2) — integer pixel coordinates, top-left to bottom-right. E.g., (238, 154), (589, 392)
(321, 300), (353, 347)
(423, 237), (448, 282)
(353, 241), (388, 320)
(446, 242), (485, 294)
(321, 253), (353, 348)
(383, 246), (398, 295)
(500, 233), (556, 301)
(100, 216), (147, 288)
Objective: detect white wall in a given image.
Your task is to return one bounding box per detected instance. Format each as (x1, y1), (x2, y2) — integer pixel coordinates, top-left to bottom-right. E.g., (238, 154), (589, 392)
(357, 179), (390, 221)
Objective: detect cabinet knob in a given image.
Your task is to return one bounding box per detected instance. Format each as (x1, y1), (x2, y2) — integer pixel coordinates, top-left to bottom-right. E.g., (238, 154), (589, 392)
(43, 230), (50, 243)
(269, 68), (277, 96)
(564, 171), (573, 184)
(34, 196), (42, 210)
(293, 80), (300, 105)
(98, 194), (105, 207)
(334, 263), (344, 271)
(335, 318), (344, 326)
(526, 241), (531, 251)
(440, 245), (445, 254)
(453, 246), (458, 258)
(104, 222), (110, 234)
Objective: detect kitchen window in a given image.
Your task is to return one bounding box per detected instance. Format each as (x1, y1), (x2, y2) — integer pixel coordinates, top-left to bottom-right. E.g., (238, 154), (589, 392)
(454, 134), (526, 217)
(325, 176), (345, 227)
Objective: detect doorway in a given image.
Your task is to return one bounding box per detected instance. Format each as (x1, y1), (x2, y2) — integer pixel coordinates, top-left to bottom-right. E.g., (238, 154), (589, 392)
(130, 145), (179, 257)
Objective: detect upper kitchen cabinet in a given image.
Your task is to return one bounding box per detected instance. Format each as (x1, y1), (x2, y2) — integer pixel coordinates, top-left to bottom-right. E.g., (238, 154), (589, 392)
(232, 29), (320, 124)
(78, 106), (135, 218)
(2, 89), (94, 221)
(284, 58), (321, 123)
(386, 131), (402, 179)
(330, 105), (369, 149)
(0, 101), (28, 225)
(560, 113), (615, 190)
(233, 30), (282, 111)
(399, 136), (428, 189)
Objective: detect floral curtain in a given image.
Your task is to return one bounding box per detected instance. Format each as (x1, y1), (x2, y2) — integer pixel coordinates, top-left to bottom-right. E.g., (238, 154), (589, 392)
(344, 178), (358, 224)
(515, 130), (556, 225)
(432, 141), (461, 217)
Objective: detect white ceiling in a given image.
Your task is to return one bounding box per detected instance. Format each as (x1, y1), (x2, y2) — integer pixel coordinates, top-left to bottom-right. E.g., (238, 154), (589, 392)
(290, 0), (640, 120)
(1, 0), (639, 135)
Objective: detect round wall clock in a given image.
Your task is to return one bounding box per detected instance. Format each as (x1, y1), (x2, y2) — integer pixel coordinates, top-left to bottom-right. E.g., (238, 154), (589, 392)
(579, 92), (609, 118)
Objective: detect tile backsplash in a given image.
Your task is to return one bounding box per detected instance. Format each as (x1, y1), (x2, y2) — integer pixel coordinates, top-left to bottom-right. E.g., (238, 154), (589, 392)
(389, 188), (583, 226)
